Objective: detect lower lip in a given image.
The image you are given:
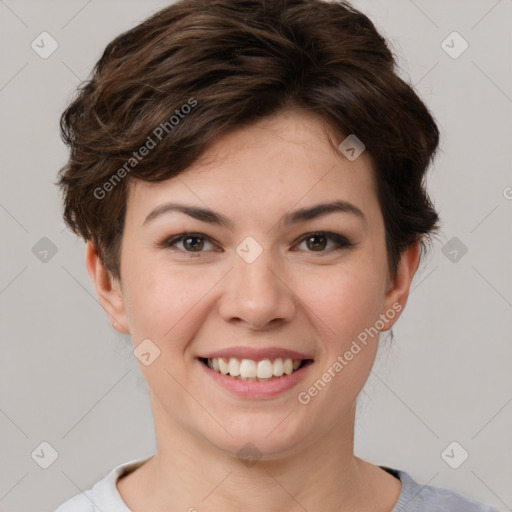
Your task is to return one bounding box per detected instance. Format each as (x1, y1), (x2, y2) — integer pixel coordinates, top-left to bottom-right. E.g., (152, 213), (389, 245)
(198, 359), (313, 399)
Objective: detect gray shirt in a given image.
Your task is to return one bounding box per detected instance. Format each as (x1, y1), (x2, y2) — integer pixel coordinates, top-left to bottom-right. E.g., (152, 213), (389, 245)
(379, 466), (499, 511)
(54, 457), (500, 511)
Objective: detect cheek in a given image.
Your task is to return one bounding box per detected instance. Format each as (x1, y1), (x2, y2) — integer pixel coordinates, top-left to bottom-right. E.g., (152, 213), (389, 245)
(298, 261), (386, 348)
(294, 267), (386, 416)
(122, 258), (215, 346)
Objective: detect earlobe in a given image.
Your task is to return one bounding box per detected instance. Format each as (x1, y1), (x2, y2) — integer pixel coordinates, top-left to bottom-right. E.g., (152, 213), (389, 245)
(85, 241), (130, 334)
(380, 242), (420, 331)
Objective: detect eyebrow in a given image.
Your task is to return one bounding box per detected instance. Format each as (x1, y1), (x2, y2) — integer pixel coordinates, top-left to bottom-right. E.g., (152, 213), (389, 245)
(142, 200), (366, 228)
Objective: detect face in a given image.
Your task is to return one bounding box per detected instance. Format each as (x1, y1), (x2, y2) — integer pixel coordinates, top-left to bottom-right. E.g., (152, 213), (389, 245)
(89, 109), (417, 460)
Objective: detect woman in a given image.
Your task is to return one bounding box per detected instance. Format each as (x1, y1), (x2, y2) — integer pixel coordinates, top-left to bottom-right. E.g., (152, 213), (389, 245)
(54, 0), (499, 510)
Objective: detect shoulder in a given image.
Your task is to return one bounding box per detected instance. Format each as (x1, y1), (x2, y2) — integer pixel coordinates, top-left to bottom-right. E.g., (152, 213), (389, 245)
(384, 466), (500, 512)
(53, 456), (153, 512)
(54, 490), (94, 512)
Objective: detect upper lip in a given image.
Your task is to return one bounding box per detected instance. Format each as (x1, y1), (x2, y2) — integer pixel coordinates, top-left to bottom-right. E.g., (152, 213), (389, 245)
(199, 346), (314, 361)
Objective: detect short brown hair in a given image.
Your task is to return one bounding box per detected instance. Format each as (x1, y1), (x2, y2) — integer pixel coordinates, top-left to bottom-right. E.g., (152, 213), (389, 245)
(57, 0), (440, 281)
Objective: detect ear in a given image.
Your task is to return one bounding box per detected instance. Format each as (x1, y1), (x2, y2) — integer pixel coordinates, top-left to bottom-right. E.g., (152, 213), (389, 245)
(85, 241), (130, 334)
(380, 242), (420, 332)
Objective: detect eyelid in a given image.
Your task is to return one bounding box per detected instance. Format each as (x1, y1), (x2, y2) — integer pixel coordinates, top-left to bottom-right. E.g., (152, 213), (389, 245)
(294, 231), (353, 252)
(157, 232), (218, 251)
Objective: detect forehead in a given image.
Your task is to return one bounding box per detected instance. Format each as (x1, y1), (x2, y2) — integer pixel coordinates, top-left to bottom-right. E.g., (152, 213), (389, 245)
(125, 109), (378, 223)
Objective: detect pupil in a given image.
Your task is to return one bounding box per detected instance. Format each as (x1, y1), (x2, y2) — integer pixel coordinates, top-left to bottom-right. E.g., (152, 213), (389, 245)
(308, 235), (326, 251)
(185, 236), (203, 251)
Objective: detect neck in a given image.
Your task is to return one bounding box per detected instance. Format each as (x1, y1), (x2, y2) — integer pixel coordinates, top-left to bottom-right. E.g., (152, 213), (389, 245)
(118, 395), (388, 512)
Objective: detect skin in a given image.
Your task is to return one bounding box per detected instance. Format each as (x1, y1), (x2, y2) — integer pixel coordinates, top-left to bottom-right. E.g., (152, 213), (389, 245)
(86, 109), (419, 512)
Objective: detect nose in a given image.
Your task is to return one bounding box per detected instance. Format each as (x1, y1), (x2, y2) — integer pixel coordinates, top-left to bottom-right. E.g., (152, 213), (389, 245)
(217, 246), (297, 330)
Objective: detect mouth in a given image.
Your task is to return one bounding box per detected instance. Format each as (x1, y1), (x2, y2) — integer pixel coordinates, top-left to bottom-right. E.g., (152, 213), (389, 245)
(198, 357), (314, 382)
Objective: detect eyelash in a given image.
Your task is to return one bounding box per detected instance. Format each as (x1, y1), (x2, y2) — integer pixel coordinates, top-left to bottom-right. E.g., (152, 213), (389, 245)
(157, 231), (354, 255)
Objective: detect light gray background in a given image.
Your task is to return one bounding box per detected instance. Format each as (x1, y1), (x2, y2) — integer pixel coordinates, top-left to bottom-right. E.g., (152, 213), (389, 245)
(0, 1), (511, 511)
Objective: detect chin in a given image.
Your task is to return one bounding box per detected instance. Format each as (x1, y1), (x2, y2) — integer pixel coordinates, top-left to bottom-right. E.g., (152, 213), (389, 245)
(202, 416), (314, 463)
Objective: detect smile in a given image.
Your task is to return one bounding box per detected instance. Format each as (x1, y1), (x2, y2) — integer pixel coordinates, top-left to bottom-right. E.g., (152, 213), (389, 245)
(200, 357), (313, 381)
(198, 356), (315, 399)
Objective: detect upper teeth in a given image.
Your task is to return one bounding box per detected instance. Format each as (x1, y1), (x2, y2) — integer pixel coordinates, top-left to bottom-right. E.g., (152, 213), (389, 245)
(208, 357), (302, 378)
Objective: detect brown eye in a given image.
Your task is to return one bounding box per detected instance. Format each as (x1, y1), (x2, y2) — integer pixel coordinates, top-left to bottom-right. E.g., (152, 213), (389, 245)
(295, 232), (353, 254)
(304, 234), (328, 251)
(182, 235), (205, 251)
(159, 233), (216, 253)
